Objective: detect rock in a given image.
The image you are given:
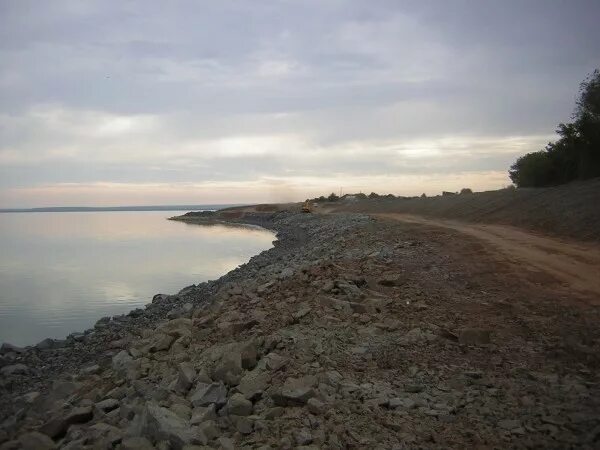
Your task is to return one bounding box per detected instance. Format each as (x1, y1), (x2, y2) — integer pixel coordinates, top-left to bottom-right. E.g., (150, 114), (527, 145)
(87, 422), (122, 447)
(238, 370), (270, 400)
(121, 436), (156, 450)
(128, 308), (145, 318)
(294, 428), (313, 446)
(150, 333), (176, 352)
(39, 406), (93, 439)
(292, 306), (312, 321)
(377, 275), (406, 287)
(389, 397), (416, 410)
(230, 415), (253, 434)
(22, 391), (40, 404)
(170, 403), (192, 420)
(174, 362), (196, 393)
(112, 350), (134, 372)
(271, 376), (316, 406)
(197, 420), (220, 441)
(18, 431), (56, 450)
(190, 382), (228, 408)
(217, 437), (235, 450)
(35, 338), (66, 351)
(264, 352), (288, 371)
(306, 398), (326, 415)
(0, 364), (29, 376)
(263, 407), (285, 420)
(141, 402), (196, 449)
(190, 405), (217, 425)
(0, 342), (25, 354)
(225, 393), (253, 416)
(212, 354), (243, 386)
(81, 364), (101, 375)
(69, 332), (86, 342)
(153, 293), (171, 304)
(95, 398), (120, 413)
(459, 328), (491, 345)
(498, 419), (520, 430)
(404, 384), (423, 393)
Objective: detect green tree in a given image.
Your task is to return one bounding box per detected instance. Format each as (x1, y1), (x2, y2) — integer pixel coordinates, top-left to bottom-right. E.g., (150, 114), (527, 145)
(509, 69), (600, 187)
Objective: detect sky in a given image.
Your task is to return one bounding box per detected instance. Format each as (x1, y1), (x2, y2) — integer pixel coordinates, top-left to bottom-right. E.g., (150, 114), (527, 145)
(1, 1), (599, 207)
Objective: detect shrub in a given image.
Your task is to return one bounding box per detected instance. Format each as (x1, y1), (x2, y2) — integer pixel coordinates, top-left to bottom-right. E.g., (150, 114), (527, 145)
(460, 188), (473, 195)
(327, 193), (339, 202)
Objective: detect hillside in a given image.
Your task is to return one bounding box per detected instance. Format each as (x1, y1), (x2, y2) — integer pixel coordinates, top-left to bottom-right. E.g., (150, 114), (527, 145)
(326, 178), (600, 242)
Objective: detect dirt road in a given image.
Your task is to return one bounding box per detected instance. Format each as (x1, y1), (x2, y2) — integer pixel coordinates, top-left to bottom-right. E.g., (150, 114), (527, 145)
(375, 213), (600, 299)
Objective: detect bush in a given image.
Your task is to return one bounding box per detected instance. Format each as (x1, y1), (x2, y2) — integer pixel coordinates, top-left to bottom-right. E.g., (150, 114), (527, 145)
(460, 188), (473, 195)
(327, 193), (339, 202)
(509, 69), (600, 187)
(368, 192), (380, 199)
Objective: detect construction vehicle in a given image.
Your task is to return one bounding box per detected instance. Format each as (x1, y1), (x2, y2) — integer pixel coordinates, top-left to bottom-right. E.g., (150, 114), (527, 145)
(301, 200), (313, 213)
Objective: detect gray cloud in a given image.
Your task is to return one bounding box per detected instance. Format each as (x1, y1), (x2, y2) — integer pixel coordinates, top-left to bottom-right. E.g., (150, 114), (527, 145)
(1, 0), (599, 206)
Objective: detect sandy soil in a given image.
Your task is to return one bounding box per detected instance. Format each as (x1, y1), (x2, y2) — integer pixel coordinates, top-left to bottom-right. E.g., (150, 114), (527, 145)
(374, 213), (600, 300)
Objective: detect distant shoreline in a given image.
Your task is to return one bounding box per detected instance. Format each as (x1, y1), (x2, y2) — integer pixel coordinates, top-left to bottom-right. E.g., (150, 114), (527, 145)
(0, 204), (246, 213)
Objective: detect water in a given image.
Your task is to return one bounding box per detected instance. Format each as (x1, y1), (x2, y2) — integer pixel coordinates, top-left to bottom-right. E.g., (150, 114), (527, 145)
(0, 211), (275, 346)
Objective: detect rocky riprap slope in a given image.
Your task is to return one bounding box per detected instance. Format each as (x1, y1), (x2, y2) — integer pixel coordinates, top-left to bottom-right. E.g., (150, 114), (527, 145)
(0, 211), (598, 449)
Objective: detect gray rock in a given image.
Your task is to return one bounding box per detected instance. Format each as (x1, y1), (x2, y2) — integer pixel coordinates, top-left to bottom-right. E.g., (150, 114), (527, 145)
(0, 342), (25, 354)
(141, 402), (196, 449)
(39, 406), (93, 439)
(306, 398), (326, 415)
(197, 420), (220, 441)
(35, 338), (66, 351)
(189, 382), (228, 407)
(230, 415), (253, 434)
(121, 436), (156, 450)
(271, 376), (316, 406)
(112, 350), (134, 372)
(174, 362), (196, 393)
(81, 364), (101, 375)
(498, 419), (520, 430)
(294, 428), (313, 445)
(150, 334), (176, 352)
(458, 328), (491, 345)
(264, 352), (288, 371)
(389, 397), (416, 410)
(190, 405), (217, 425)
(18, 431), (56, 450)
(96, 398), (120, 413)
(225, 393), (253, 416)
(0, 364), (29, 376)
(238, 370), (270, 400)
(22, 391), (40, 404)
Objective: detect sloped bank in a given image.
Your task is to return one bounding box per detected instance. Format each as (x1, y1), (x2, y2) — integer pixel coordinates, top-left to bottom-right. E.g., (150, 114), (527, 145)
(0, 210), (599, 449)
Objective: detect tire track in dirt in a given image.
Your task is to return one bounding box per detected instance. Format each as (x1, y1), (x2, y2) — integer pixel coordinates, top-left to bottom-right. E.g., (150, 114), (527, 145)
(375, 213), (600, 300)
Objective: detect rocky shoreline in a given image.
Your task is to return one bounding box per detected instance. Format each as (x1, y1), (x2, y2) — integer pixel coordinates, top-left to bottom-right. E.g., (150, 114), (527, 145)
(0, 210), (599, 449)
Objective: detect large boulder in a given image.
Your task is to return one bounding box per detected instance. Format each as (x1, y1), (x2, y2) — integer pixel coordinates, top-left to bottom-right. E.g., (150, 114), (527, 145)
(39, 406), (93, 439)
(271, 376), (317, 406)
(18, 431), (56, 450)
(0, 364), (29, 376)
(224, 393), (253, 416)
(140, 402), (197, 449)
(189, 382), (228, 408)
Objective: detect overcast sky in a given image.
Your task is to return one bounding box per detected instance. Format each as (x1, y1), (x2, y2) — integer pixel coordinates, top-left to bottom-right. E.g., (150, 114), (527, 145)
(1, 0), (599, 206)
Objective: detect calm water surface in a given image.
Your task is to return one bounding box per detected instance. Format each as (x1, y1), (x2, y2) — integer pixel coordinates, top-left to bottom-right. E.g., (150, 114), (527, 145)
(0, 212), (275, 346)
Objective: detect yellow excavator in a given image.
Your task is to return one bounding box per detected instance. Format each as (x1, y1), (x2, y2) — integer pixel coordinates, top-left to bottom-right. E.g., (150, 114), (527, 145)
(301, 200), (313, 213)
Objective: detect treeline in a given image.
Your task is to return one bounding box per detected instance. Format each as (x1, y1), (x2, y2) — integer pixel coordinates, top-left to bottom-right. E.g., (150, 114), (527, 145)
(509, 69), (600, 187)
(309, 188), (474, 203)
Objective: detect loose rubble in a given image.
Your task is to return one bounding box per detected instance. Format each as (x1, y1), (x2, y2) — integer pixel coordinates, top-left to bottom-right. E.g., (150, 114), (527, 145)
(1, 210), (599, 449)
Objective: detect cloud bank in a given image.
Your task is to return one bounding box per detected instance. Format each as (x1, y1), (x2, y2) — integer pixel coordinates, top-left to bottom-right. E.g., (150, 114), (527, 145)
(1, 0), (599, 206)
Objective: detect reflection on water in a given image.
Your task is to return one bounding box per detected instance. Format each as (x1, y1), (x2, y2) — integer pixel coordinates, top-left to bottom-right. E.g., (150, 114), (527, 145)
(0, 212), (275, 346)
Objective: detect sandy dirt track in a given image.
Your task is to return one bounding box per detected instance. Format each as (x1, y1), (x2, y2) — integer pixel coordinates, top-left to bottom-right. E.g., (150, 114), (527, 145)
(375, 213), (600, 300)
